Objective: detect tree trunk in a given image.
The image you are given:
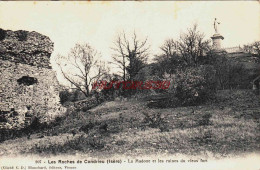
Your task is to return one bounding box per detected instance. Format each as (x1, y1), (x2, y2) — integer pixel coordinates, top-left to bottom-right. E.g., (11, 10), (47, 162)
(85, 76), (89, 96)
(123, 56), (126, 82)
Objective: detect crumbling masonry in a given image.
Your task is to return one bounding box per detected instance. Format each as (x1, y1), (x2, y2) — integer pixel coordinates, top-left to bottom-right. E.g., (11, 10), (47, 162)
(0, 28), (66, 129)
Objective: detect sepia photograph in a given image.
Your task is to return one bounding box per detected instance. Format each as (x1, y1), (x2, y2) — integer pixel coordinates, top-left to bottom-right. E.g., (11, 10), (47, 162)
(0, 1), (259, 170)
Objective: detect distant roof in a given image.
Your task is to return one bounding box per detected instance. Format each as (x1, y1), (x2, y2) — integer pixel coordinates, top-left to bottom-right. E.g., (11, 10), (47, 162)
(224, 46), (244, 54)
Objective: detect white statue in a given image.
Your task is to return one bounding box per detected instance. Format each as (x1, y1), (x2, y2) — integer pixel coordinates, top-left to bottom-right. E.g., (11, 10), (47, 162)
(214, 18), (220, 33)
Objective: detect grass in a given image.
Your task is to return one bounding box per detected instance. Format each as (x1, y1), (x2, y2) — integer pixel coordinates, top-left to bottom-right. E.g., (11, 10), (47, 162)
(0, 89), (259, 158)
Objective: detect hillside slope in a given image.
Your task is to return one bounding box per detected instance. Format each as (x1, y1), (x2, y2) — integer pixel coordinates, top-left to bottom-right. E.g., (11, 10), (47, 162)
(0, 90), (259, 158)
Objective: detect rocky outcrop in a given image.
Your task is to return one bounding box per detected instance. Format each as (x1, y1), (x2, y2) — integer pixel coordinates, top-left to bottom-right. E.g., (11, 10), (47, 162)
(0, 28), (53, 68)
(0, 28), (66, 129)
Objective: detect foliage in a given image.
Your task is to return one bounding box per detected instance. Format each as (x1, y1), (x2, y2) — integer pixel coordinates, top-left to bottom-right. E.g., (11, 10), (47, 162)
(153, 54), (185, 78)
(151, 24), (212, 91)
(59, 88), (87, 105)
(142, 110), (169, 132)
(16, 30), (28, 41)
(207, 53), (250, 89)
(0, 28), (6, 41)
(59, 90), (71, 104)
(169, 65), (217, 106)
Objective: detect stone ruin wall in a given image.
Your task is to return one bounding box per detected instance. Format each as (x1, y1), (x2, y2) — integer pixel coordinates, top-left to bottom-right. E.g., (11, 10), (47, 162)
(0, 28), (66, 129)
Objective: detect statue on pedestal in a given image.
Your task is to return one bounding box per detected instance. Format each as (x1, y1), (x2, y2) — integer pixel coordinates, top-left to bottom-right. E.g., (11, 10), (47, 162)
(214, 18), (220, 34)
(211, 18), (224, 50)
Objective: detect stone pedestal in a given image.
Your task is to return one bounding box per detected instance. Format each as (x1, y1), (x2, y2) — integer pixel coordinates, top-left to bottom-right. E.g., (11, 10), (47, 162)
(211, 33), (224, 50)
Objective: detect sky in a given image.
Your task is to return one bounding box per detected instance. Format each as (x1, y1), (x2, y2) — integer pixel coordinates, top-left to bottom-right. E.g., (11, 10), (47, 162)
(0, 1), (259, 85)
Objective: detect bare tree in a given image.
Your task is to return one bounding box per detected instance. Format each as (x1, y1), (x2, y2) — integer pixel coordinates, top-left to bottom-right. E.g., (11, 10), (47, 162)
(178, 24), (211, 66)
(152, 24), (213, 81)
(156, 24), (211, 70)
(111, 32), (149, 81)
(56, 43), (107, 97)
(160, 38), (179, 58)
(152, 39), (182, 78)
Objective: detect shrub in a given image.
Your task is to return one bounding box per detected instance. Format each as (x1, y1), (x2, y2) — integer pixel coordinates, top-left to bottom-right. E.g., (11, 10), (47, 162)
(98, 81), (117, 100)
(59, 89), (86, 105)
(79, 122), (95, 134)
(198, 113), (212, 126)
(16, 30), (28, 41)
(209, 54), (250, 89)
(87, 134), (105, 149)
(59, 90), (70, 105)
(170, 65), (217, 106)
(142, 110), (169, 132)
(0, 29), (6, 41)
(0, 115), (7, 122)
